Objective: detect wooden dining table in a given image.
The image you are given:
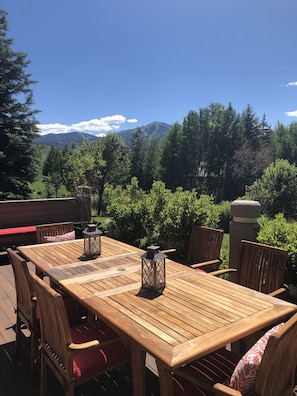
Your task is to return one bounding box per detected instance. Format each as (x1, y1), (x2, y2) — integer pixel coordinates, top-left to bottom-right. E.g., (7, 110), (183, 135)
(18, 237), (297, 396)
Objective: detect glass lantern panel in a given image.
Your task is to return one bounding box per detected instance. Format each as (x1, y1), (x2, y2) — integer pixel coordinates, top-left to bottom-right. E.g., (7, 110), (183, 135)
(142, 258), (165, 289)
(84, 235), (101, 256)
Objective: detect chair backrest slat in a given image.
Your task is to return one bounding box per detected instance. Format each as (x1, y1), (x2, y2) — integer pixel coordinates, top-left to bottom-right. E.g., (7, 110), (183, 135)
(237, 240), (288, 294)
(8, 248), (35, 323)
(36, 222), (74, 244)
(30, 273), (73, 382)
(187, 226), (224, 271)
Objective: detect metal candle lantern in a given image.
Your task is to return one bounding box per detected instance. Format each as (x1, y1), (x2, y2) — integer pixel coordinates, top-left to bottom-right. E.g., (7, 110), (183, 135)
(83, 223), (102, 258)
(141, 245), (166, 291)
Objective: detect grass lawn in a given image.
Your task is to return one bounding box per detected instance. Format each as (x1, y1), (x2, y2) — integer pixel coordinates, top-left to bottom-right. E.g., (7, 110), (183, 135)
(221, 233), (230, 269)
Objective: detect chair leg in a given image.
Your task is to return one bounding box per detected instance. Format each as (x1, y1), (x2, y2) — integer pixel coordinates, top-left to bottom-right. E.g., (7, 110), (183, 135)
(40, 352), (47, 396)
(64, 382), (74, 396)
(14, 314), (21, 362)
(30, 326), (39, 383)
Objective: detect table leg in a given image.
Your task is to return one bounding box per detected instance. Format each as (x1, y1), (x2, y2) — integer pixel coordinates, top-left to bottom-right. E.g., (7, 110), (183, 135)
(156, 360), (174, 396)
(131, 342), (146, 396)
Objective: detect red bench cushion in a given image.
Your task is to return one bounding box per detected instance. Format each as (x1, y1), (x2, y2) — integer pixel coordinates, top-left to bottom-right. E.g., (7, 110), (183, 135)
(0, 226), (37, 236)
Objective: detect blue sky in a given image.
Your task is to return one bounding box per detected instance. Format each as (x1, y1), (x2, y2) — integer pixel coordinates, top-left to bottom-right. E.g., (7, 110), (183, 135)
(2, 0), (297, 135)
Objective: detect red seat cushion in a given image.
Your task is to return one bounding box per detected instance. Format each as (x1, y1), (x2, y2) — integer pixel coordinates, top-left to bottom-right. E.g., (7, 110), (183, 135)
(71, 321), (129, 380)
(0, 226), (36, 236)
(173, 348), (240, 396)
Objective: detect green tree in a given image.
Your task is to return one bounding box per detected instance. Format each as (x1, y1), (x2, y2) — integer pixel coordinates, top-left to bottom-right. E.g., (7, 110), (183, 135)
(273, 122), (297, 164)
(129, 128), (147, 189)
(241, 105), (271, 149)
(180, 110), (200, 190)
(97, 133), (130, 214)
(42, 146), (63, 197)
(246, 159), (297, 219)
(0, 9), (39, 199)
(241, 104), (261, 148)
(63, 141), (97, 193)
(197, 103), (242, 201)
(202, 103), (241, 201)
(219, 103), (243, 200)
(232, 142), (274, 198)
(143, 136), (161, 190)
(159, 122), (183, 190)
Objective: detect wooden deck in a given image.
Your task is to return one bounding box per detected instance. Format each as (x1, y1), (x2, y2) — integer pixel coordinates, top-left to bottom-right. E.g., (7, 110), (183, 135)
(0, 253), (160, 396)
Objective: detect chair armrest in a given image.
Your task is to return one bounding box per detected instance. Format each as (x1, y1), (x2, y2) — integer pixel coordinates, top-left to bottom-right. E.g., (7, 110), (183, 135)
(68, 340), (100, 352)
(191, 258), (222, 269)
(161, 249), (177, 254)
(175, 366), (242, 396)
(213, 383), (242, 395)
(209, 268), (238, 276)
(68, 336), (120, 353)
(268, 285), (288, 298)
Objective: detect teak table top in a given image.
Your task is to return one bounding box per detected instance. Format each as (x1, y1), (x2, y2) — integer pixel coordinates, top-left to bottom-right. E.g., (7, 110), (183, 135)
(18, 237), (297, 396)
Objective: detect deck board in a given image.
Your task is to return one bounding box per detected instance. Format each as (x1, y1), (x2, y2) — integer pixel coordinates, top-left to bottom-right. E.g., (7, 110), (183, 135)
(0, 257), (160, 396)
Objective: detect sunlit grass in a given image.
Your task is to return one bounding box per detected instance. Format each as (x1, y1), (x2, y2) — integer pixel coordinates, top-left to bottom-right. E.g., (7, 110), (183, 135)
(221, 233), (230, 269)
(29, 182), (71, 198)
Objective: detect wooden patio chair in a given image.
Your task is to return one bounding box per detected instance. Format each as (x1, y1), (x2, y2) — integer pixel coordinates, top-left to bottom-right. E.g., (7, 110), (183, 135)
(212, 240), (288, 297)
(36, 221), (75, 244)
(173, 312), (297, 396)
(188, 225), (224, 272)
(7, 248), (39, 383)
(30, 273), (130, 396)
(35, 221), (86, 318)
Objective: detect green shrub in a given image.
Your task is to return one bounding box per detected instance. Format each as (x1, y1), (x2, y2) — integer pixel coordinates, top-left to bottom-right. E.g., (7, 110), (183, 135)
(257, 213), (297, 285)
(218, 201), (232, 233)
(246, 159), (297, 219)
(103, 179), (220, 255)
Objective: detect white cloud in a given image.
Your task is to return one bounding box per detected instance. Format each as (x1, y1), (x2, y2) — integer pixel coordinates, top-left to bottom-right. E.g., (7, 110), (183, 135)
(284, 81), (297, 87)
(127, 118), (138, 123)
(37, 115), (135, 135)
(38, 123), (70, 134)
(285, 110), (297, 117)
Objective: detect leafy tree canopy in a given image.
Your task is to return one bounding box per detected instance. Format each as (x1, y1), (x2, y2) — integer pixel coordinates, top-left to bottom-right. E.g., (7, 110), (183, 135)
(246, 159), (297, 219)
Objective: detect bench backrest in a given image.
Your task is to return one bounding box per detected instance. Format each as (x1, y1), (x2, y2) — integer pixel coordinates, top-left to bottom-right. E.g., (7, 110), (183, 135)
(0, 197), (90, 229)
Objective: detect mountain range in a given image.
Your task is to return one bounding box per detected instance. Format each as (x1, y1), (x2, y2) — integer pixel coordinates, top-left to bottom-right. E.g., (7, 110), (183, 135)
(34, 121), (171, 149)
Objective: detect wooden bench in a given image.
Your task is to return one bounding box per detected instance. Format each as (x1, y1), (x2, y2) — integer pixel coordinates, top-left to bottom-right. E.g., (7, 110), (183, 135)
(0, 196), (91, 250)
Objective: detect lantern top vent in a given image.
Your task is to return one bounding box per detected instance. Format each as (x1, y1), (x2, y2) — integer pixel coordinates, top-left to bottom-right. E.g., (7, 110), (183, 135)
(83, 223), (102, 236)
(141, 245), (167, 261)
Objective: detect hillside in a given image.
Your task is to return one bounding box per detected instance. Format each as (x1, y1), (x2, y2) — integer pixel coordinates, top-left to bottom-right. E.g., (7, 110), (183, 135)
(116, 121), (171, 146)
(34, 121), (171, 149)
(34, 131), (98, 150)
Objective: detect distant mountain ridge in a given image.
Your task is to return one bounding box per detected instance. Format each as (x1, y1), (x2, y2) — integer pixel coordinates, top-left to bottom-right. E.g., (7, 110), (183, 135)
(116, 121), (171, 146)
(34, 121), (172, 149)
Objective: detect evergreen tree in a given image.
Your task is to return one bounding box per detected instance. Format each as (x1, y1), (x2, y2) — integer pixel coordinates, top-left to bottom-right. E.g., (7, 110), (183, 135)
(129, 128), (147, 189)
(180, 110), (200, 190)
(241, 104), (261, 148)
(98, 133), (130, 213)
(143, 136), (161, 191)
(273, 122), (297, 164)
(0, 9), (39, 199)
(42, 146), (63, 197)
(43, 146), (63, 176)
(159, 122), (183, 190)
